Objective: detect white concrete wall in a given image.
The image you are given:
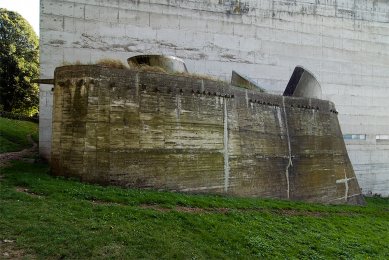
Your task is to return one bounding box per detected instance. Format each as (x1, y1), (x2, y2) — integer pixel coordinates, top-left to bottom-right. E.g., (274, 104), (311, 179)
(40, 0), (389, 196)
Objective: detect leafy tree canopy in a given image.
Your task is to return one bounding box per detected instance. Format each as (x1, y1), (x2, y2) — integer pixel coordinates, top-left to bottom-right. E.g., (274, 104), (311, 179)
(0, 8), (39, 116)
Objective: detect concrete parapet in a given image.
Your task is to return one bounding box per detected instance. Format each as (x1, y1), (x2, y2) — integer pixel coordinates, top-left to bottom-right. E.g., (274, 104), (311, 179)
(51, 65), (364, 205)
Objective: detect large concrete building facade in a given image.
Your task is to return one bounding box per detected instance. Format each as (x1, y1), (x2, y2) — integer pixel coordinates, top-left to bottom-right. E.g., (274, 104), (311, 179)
(39, 0), (389, 196)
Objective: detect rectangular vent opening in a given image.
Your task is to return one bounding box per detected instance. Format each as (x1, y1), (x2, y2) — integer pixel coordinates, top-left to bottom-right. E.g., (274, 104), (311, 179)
(343, 134), (366, 140)
(376, 135), (389, 143)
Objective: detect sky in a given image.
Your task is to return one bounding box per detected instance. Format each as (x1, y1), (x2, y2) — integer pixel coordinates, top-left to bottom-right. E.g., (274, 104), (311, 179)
(0, 0), (40, 36)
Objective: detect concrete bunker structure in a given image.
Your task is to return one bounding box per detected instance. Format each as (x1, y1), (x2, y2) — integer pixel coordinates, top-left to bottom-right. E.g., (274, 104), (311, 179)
(50, 63), (364, 205)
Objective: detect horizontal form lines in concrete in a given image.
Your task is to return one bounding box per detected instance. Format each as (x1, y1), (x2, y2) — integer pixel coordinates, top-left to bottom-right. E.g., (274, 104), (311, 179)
(40, 0), (389, 196)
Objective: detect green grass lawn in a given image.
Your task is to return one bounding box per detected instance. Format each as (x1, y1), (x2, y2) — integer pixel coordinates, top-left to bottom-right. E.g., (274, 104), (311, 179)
(1, 161), (388, 259)
(0, 117), (38, 153)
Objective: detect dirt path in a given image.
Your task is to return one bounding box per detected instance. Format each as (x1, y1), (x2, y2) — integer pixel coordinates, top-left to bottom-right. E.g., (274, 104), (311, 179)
(0, 240), (36, 259)
(0, 136), (38, 258)
(0, 135), (37, 168)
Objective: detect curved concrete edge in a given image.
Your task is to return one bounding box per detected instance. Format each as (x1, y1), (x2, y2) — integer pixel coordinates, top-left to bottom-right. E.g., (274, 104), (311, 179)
(127, 54), (188, 73)
(283, 66), (322, 99)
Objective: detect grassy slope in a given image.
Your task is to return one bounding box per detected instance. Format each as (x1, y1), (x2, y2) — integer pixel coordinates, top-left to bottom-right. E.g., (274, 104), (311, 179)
(0, 161), (388, 259)
(0, 117), (38, 153)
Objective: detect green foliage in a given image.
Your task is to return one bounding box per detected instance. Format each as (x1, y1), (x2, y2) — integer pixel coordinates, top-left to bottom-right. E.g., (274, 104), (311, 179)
(0, 117), (38, 153)
(0, 9), (39, 116)
(0, 161), (388, 259)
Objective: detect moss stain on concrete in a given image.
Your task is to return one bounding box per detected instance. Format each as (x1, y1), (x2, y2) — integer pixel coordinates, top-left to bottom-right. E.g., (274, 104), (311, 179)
(51, 65), (364, 205)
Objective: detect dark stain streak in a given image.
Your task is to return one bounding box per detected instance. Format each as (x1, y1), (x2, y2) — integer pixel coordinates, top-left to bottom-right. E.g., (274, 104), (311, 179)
(49, 40), (66, 45)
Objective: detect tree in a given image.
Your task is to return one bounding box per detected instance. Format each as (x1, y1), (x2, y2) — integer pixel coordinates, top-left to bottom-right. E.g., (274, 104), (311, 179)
(0, 8), (39, 115)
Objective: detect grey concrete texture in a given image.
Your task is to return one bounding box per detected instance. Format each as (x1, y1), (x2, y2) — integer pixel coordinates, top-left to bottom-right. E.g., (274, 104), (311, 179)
(40, 0), (389, 196)
(51, 65), (364, 205)
(127, 55), (188, 73)
(283, 66), (322, 99)
(231, 70), (265, 91)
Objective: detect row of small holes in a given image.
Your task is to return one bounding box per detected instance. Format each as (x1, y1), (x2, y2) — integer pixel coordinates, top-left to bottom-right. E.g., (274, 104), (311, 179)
(140, 84), (235, 98)
(109, 82), (337, 114)
(293, 104), (320, 111)
(330, 109), (338, 114)
(191, 90), (234, 98)
(249, 99), (280, 107)
(248, 99), (340, 113)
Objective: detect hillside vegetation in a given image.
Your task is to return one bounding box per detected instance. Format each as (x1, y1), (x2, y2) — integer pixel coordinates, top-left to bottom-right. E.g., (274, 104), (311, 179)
(0, 161), (388, 259)
(0, 117), (38, 153)
(0, 118), (388, 259)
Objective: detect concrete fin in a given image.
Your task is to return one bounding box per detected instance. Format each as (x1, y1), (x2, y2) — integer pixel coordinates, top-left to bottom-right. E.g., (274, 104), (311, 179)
(127, 55), (188, 73)
(283, 66), (322, 99)
(231, 70), (265, 92)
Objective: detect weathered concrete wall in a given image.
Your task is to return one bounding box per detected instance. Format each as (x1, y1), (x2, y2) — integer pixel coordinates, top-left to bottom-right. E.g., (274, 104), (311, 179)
(51, 65), (364, 204)
(40, 0), (389, 196)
